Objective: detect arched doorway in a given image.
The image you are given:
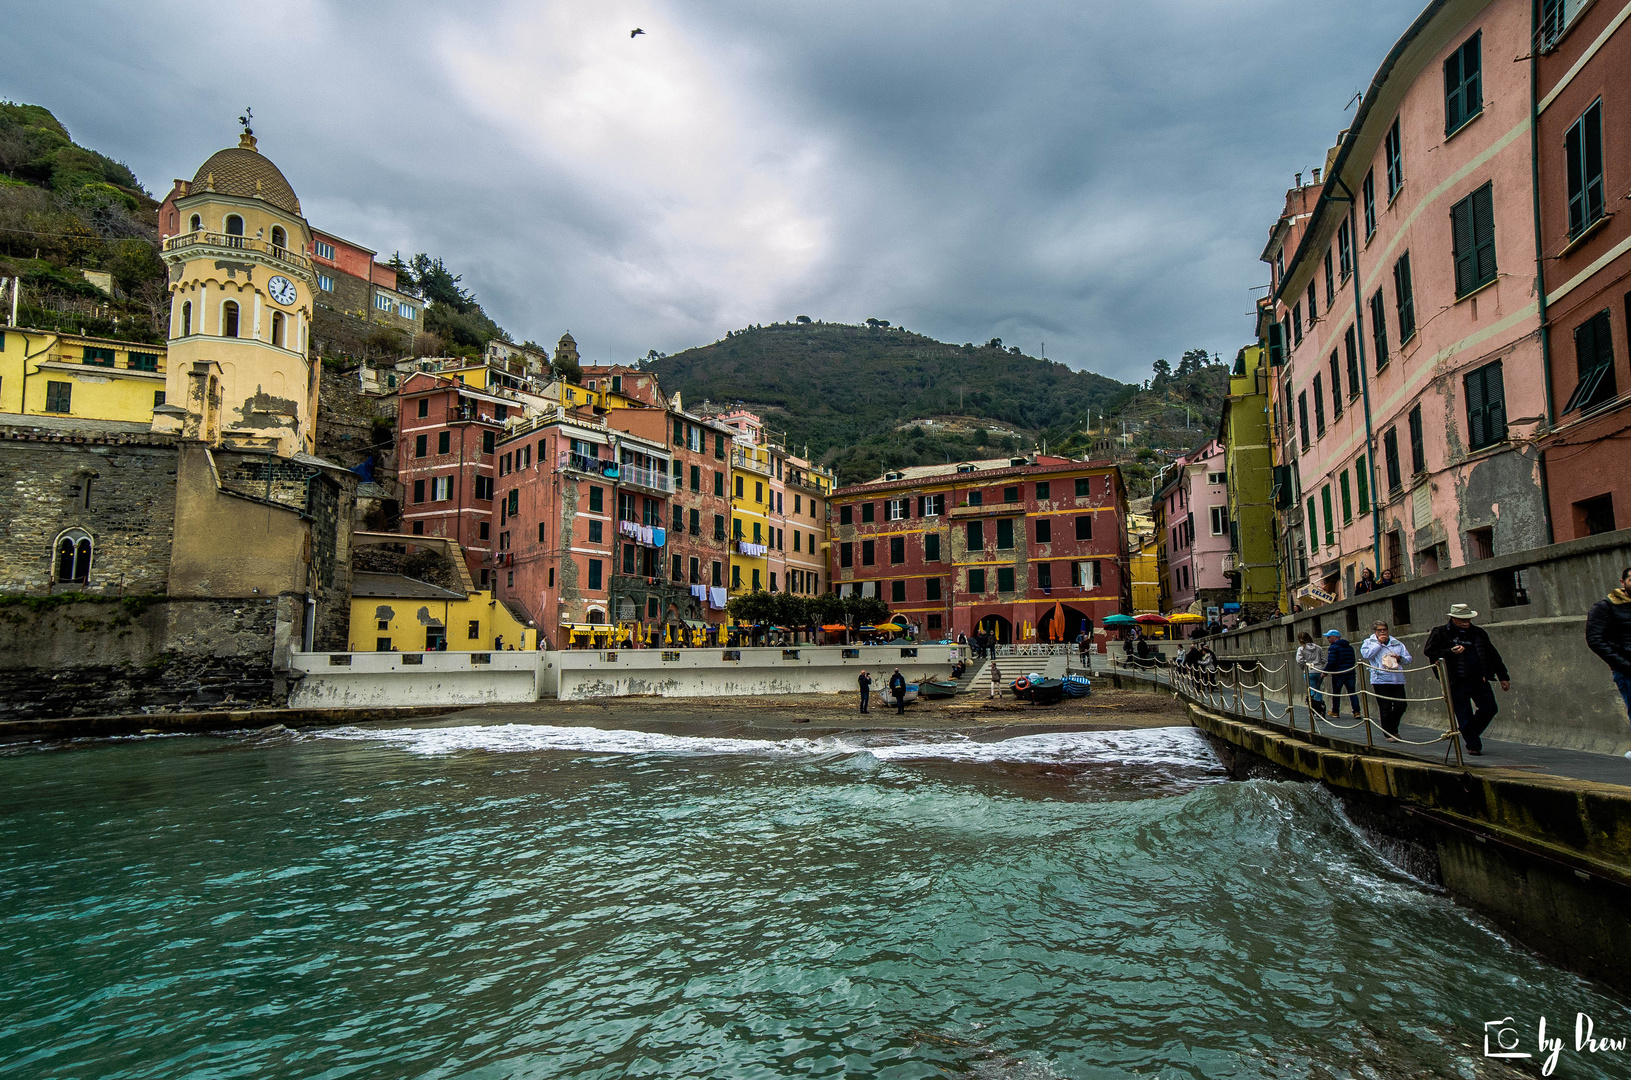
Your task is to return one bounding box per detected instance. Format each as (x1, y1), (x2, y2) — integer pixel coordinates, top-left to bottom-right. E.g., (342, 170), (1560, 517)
(977, 613), (1013, 644)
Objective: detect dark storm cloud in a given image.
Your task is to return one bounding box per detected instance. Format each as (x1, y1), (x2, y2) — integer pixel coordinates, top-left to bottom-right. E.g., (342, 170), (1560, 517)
(0, 0), (1424, 382)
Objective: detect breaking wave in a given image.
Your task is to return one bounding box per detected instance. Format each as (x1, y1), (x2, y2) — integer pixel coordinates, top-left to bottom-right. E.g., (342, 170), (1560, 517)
(314, 722), (1223, 771)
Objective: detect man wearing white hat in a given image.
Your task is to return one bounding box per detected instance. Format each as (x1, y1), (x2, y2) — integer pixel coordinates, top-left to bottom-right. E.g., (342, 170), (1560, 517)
(1424, 603), (1510, 755)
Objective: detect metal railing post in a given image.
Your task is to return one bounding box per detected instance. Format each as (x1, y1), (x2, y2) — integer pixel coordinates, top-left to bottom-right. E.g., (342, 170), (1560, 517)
(1259, 662), (1269, 725)
(1288, 652), (1299, 733)
(1232, 664), (1242, 715)
(1360, 662), (1374, 748)
(1437, 659), (1466, 768)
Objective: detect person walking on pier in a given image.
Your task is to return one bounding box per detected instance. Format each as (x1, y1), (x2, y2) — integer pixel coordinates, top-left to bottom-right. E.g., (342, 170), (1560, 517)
(1585, 565), (1631, 756)
(1361, 621), (1412, 739)
(1323, 630), (1359, 717)
(1424, 604), (1509, 756)
(857, 669), (872, 714)
(1296, 632), (1326, 716)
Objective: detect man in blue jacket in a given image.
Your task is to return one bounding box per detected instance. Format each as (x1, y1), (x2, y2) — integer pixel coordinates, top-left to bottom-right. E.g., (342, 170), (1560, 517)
(1324, 630), (1359, 718)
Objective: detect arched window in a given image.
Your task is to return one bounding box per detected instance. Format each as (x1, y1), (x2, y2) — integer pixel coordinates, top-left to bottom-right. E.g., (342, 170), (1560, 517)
(224, 214), (244, 237)
(188, 213), (202, 233)
(222, 300), (239, 338)
(55, 529), (92, 584)
(271, 310), (284, 348)
(270, 225), (286, 249)
(181, 300), (192, 337)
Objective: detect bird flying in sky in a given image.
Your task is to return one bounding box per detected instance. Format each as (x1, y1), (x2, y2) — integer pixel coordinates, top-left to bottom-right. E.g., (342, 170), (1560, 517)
(630, 28), (645, 38)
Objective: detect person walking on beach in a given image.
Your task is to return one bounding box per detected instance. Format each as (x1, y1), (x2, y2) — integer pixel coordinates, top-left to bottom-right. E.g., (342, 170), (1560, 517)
(1296, 631), (1326, 716)
(1424, 604), (1510, 756)
(1585, 565), (1631, 757)
(1323, 630), (1359, 717)
(1361, 621), (1412, 739)
(990, 660), (1002, 698)
(889, 668), (907, 715)
(857, 669), (872, 714)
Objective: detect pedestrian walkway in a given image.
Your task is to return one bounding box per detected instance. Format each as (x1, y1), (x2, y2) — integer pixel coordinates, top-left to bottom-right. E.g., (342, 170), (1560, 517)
(1112, 659), (1631, 789)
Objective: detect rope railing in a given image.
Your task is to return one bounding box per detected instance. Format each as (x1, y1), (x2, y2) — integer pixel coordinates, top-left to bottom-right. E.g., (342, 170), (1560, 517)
(1112, 649), (1467, 768)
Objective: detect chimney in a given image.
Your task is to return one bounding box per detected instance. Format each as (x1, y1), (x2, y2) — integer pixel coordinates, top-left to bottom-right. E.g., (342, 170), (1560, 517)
(1311, 167), (1322, 184)
(1295, 171), (1302, 188)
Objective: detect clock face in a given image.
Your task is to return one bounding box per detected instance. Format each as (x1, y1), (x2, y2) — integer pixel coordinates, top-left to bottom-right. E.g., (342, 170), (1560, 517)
(267, 275), (297, 306)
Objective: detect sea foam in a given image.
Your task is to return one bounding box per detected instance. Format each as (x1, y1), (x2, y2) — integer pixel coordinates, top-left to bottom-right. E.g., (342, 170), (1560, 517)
(314, 723), (1222, 771)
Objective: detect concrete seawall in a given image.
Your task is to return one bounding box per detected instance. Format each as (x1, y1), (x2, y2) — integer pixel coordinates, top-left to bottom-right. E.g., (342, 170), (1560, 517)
(1207, 527), (1631, 754)
(1183, 697), (1631, 994)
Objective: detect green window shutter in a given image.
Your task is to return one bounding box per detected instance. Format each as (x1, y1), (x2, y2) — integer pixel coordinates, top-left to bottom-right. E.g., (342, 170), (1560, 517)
(1408, 406), (1426, 474)
(1356, 455), (1370, 513)
(967, 521), (983, 549)
(1340, 472), (1352, 523)
(996, 518), (1014, 549)
(997, 568), (1015, 592)
(1384, 429), (1401, 492)
(1471, 183), (1497, 287)
(1466, 367), (1487, 449)
(1394, 253), (1416, 341)
(1267, 320), (1284, 367)
(1451, 196), (1476, 295)
(1321, 486), (1334, 545)
(1371, 289), (1388, 368)
(1307, 497), (1319, 554)
(1329, 353), (1343, 417)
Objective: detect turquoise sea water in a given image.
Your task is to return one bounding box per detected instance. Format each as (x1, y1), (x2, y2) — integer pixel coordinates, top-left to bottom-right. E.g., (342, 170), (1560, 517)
(3, 722), (1628, 1079)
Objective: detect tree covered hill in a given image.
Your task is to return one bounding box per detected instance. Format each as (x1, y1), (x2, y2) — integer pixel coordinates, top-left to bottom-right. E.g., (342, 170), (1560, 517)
(648, 321), (1133, 477)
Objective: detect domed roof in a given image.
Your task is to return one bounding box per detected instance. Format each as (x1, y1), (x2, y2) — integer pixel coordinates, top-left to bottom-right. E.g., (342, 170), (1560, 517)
(188, 134), (301, 216)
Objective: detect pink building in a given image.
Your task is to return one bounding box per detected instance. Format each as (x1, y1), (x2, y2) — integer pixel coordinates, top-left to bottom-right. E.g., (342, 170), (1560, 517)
(1265, 0), (1549, 602)
(1156, 440), (1231, 613)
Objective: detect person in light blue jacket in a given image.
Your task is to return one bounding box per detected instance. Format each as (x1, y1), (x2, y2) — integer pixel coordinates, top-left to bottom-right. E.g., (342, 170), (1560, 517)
(1360, 621), (1413, 739)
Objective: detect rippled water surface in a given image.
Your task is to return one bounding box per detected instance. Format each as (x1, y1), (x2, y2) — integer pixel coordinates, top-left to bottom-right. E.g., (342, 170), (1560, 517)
(3, 722), (1628, 1079)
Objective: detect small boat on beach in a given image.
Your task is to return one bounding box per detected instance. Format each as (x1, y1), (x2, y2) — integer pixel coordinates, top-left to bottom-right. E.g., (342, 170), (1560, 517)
(1062, 675), (1091, 698)
(1026, 678), (1065, 705)
(918, 679), (959, 700)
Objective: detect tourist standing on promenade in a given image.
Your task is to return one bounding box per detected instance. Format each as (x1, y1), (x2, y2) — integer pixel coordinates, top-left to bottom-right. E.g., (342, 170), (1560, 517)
(857, 669), (872, 714)
(1296, 631), (1326, 716)
(1360, 621), (1412, 739)
(1323, 630), (1359, 717)
(1585, 566), (1631, 757)
(1424, 604), (1510, 756)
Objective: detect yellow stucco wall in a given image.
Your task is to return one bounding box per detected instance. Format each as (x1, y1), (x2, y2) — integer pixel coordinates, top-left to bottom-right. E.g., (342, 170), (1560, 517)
(351, 588), (535, 652)
(0, 329), (167, 423)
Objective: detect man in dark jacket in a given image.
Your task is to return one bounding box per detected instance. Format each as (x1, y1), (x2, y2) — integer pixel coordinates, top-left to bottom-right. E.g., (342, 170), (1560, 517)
(1424, 603), (1510, 755)
(1323, 630), (1359, 717)
(1585, 566), (1631, 756)
(857, 669), (872, 714)
(888, 669), (908, 715)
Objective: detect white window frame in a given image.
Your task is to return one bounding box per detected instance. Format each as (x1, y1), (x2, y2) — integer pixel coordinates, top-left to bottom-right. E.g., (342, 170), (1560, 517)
(314, 239), (337, 260)
(399, 303), (415, 320)
(317, 274), (334, 292)
(887, 498), (906, 521)
(375, 293), (394, 311)
(1210, 506), (1227, 536)
(431, 476), (453, 501)
(1073, 560), (1101, 588)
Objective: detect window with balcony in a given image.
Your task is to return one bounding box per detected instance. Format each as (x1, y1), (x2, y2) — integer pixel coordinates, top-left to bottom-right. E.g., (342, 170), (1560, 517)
(82, 346), (115, 367)
(224, 214), (243, 236)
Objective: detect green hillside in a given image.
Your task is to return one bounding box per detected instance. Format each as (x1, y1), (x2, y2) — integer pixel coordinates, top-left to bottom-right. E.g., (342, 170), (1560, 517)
(0, 101), (167, 342)
(648, 322), (1135, 483)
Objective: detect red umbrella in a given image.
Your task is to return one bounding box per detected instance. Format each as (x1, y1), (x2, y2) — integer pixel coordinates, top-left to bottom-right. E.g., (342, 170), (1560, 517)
(1134, 613), (1171, 624)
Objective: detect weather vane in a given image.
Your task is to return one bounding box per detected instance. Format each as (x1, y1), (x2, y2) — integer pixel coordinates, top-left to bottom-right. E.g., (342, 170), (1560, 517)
(238, 107), (253, 137)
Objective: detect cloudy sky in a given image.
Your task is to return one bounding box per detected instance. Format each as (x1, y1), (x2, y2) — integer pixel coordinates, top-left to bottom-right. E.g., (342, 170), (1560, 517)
(4, 0), (1423, 383)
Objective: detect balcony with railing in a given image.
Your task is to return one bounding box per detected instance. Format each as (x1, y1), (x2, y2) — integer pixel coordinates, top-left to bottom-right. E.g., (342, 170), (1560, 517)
(731, 448), (772, 476)
(559, 451), (619, 478)
(162, 231), (312, 272)
(618, 461), (672, 493)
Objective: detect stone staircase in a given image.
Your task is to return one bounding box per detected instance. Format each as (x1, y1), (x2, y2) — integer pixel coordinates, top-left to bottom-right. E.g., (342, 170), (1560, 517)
(955, 651), (1102, 694)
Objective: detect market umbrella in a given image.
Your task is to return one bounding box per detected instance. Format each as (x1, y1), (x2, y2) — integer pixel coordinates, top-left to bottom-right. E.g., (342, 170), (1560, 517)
(1168, 613), (1204, 625)
(1047, 602), (1065, 642)
(1102, 614), (1137, 627)
(1134, 613), (1171, 624)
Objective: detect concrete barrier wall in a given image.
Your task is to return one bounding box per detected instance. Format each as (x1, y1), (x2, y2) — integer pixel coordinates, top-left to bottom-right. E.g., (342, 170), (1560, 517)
(289, 650), (542, 708)
(554, 644), (967, 701)
(1207, 528), (1631, 755)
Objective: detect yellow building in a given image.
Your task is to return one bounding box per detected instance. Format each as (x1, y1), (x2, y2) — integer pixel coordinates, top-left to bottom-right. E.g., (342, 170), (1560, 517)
(350, 571), (535, 652)
(0, 330), (167, 423)
(153, 129), (318, 457)
(729, 438), (774, 593)
(1220, 345), (1281, 615)
(1127, 509), (1161, 614)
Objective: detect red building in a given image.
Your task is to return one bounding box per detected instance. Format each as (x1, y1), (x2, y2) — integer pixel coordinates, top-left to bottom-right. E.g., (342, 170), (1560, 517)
(1536, 1), (1631, 539)
(492, 411), (676, 648)
(604, 404), (736, 628)
(397, 371), (510, 584)
(827, 456), (1128, 642)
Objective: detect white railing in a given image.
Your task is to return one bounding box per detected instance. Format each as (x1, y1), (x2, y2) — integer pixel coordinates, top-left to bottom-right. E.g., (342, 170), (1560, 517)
(731, 448), (772, 475)
(994, 644), (1074, 657)
(619, 462), (673, 492)
(162, 231), (312, 271)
